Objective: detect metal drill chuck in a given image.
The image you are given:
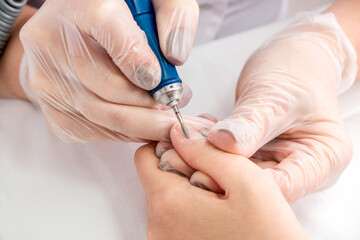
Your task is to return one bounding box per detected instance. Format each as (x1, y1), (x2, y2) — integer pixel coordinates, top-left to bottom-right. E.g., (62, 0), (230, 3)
(152, 82), (183, 107)
(153, 82), (190, 138)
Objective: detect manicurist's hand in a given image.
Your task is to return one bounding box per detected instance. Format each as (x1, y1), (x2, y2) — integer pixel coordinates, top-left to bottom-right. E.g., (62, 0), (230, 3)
(19, 0), (200, 142)
(205, 12), (358, 202)
(134, 124), (309, 240)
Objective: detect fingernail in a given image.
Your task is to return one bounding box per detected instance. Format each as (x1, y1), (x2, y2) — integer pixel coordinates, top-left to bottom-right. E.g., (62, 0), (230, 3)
(158, 161), (173, 171)
(134, 64), (160, 90)
(166, 28), (191, 65)
(208, 121), (257, 156)
(155, 142), (174, 158)
(198, 113), (217, 123)
(191, 181), (212, 192)
(200, 128), (209, 137)
(207, 122), (244, 154)
(158, 161), (188, 178)
(208, 128), (240, 154)
(211, 121), (244, 143)
(173, 124), (204, 140)
(166, 169), (188, 178)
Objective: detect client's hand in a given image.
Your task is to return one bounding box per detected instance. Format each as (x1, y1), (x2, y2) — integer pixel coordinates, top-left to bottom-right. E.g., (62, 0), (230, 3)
(134, 124), (308, 240)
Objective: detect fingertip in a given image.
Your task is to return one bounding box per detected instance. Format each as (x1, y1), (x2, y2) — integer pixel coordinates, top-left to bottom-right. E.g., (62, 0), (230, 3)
(170, 123), (208, 169)
(208, 128), (239, 153)
(208, 121), (255, 157)
(159, 149), (195, 177)
(170, 123), (232, 187)
(154, 0), (199, 66)
(170, 123), (205, 143)
(164, 28), (191, 66)
(134, 143), (189, 196)
(134, 61), (161, 90)
(134, 143), (156, 166)
(155, 141), (174, 158)
(197, 113), (218, 123)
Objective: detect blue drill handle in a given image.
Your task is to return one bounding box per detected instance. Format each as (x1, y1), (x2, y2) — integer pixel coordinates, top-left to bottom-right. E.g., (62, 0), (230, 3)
(124, 0), (182, 96)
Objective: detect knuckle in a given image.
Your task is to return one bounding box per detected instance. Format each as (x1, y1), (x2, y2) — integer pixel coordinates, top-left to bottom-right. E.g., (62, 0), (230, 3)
(19, 21), (36, 42)
(107, 109), (127, 130)
(19, 13), (45, 43)
(113, 39), (147, 68)
(89, 1), (118, 26)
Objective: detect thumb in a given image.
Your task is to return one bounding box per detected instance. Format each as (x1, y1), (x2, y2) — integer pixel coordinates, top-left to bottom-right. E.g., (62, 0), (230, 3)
(152, 0), (199, 65)
(170, 123), (263, 193)
(208, 71), (312, 157)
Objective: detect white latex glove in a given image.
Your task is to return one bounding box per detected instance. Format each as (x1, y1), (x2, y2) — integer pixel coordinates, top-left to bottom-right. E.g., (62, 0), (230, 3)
(19, 0), (199, 142)
(157, 13), (358, 203)
(207, 13), (357, 202)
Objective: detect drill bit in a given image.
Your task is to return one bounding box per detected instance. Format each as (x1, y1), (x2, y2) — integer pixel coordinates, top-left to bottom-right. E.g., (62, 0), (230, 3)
(172, 105), (190, 139)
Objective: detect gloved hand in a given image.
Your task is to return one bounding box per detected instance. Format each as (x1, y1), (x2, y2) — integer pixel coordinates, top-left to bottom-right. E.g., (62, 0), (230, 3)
(157, 13), (358, 203)
(19, 0), (199, 142)
(207, 13), (358, 202)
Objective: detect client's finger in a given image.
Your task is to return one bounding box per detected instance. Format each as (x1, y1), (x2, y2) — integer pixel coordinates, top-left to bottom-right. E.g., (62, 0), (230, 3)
(190, 171), (223, 193)
(155, 141), (174, 158)
(170, 124), (262, 193)
(134, 144), (188, 196)
(159, 149), (196, 177)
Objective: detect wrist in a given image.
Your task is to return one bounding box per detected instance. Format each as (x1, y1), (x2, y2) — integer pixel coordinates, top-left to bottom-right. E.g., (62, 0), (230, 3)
(0, 5), (36, 100)
(274, 12), (357, 94)
(325, 0), (360, 80)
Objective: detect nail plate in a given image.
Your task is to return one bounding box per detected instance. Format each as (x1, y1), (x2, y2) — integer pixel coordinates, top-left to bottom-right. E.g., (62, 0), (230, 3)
(191, 181), (212, 192)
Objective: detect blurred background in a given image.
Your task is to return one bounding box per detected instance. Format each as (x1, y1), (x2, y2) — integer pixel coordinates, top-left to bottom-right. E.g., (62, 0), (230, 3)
(288, 0), (332, 16)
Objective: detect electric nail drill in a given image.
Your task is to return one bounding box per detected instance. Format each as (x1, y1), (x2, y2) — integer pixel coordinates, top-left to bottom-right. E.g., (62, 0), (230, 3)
(124, 0), (190, 138)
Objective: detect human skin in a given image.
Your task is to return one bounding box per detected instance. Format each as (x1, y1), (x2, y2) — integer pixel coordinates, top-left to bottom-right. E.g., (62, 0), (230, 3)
(158, 0), (360, 202)
(1, 0), (360, 202)
(1, 0), (359, 101)
(134, 124), (309, 240)
(326, 0), (360, 79)
(0, 5), (36, 100)
(0, 0), (205, 143)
